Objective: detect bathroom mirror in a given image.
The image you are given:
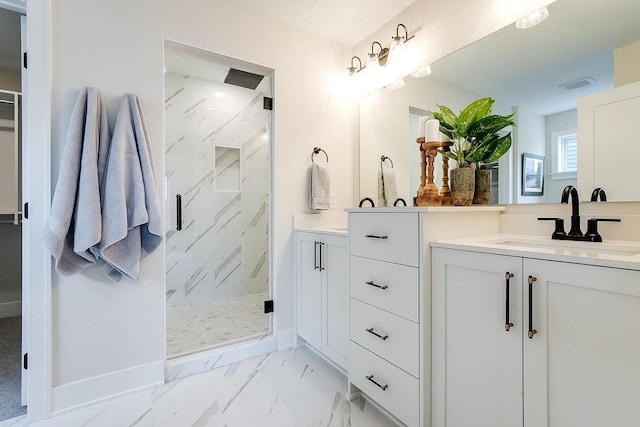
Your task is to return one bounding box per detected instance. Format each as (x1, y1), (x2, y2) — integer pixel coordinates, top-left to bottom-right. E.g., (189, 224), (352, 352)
(359, 0), (640, 204)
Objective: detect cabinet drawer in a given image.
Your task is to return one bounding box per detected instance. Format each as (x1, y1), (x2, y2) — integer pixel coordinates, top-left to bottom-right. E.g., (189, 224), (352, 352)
(350, 255), (419, 322)
(350, 342), (419, 427)
(348, 213), (419, 266)
(351, 298), (419, 377)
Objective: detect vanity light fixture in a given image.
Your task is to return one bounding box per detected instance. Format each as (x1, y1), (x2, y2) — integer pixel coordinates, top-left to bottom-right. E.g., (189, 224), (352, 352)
(411, 64), (432, 78)
(515, 6), (549, 29)
(388, 24), (415, 67)
(348, 56), (365, 75)
(367, 41), (385, 70)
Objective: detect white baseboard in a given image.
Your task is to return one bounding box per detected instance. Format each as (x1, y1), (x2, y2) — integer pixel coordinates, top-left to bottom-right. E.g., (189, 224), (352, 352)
(276, 327), (296, 351)
(165, 335), (277, 382)
(51, 360), (164, 414)
(0, 300), (21, 318)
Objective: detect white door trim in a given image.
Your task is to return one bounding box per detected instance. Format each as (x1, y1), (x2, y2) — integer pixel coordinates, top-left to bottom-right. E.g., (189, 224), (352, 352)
(24, 0), (52, 421)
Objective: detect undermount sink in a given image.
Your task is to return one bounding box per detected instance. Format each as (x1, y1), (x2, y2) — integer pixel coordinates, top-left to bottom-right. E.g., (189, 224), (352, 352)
(481, 236), (640, 258)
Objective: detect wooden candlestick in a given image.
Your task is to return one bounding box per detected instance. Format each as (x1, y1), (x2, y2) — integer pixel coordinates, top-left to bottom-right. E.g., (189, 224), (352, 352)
(416, 140), (442, 206)
(439, 141), (453, 206)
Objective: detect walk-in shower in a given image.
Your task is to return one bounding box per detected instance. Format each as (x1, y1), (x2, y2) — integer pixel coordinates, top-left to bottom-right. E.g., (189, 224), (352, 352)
(164, 43), (272, 359)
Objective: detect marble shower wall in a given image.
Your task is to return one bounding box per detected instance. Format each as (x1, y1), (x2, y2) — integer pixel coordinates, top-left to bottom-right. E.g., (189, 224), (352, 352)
(164, 71), (270, 309)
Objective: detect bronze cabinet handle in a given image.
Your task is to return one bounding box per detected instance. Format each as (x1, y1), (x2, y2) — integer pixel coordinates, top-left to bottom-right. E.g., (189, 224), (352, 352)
(365, 234), (388, 239)
(528, 276), (538, 338)
(505, 272), (514, 331)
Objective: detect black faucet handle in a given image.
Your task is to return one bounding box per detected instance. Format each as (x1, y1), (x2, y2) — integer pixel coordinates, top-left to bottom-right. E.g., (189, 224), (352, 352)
(585, 218), (621, 242)
(538, 217), (567, 239)
(590, 188), (608, 202)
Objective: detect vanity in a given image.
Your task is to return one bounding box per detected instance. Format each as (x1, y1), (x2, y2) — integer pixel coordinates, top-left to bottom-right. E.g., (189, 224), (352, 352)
(294, 216), (350, 371)
(344, 207), (503, 426)
(431, 234), (640, 427)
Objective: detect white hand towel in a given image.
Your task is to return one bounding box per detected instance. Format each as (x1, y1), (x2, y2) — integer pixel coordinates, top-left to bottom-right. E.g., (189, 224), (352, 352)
(308, 160), (330, 210)
(96, 94), (163, 282)
(379, 164), (398, 207)
(44, 87), (111, 275)
(378, 169), (387, 207)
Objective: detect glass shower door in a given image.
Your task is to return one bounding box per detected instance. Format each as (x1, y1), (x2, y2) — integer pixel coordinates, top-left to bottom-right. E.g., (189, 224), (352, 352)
(164, 49), (271, 359)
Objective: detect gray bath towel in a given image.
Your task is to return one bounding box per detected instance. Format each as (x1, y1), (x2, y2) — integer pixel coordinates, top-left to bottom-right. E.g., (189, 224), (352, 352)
(95, 94), (163, 282)
(308, 160), (330, 210)
(44, 87), (111, 275)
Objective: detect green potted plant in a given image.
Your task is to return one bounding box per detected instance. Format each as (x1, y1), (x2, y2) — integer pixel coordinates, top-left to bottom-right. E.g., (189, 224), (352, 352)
(431, 97), (515, 205)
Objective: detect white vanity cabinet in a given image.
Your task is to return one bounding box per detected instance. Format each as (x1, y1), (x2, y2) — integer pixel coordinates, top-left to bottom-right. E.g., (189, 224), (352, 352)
(295, 230), (349, 370)
(348, 211), (422, 427)
(432, 246), (640, 427)
(346, 206), (504, 426)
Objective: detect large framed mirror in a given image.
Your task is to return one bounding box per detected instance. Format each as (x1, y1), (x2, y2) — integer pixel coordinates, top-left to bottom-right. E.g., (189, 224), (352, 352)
(359, 0), (640, 205)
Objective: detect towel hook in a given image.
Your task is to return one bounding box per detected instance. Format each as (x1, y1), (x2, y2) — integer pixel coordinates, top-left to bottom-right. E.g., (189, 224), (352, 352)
(380, 155), (393, 169)
(312, 147), (329, 162)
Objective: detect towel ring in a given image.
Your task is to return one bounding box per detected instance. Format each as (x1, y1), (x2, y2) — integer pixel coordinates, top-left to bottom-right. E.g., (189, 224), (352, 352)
(312, 147), (329, 162)
(359, 197), (375, 208)
(381, 155), (393, 169)
(393, 198), (407, 207)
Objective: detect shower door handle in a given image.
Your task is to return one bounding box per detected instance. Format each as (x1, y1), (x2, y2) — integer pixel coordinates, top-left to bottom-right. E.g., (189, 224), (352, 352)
(176, 194), (182, 231)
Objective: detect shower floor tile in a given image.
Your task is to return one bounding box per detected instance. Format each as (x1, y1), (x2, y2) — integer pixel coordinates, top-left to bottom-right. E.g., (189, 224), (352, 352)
(166, 292), (270, 358)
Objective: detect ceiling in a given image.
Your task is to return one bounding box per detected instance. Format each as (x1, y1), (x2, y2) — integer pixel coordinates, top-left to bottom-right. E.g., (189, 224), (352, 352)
(223, 0), (417, 47)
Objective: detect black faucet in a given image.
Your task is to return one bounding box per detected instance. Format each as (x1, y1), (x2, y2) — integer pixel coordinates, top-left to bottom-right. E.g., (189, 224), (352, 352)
(561, 185), (582, 237)
(538, 185), (621, 242)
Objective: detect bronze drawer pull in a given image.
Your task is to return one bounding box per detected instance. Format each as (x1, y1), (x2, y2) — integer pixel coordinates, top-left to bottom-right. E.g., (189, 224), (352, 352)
(366, 327), (389, 340)
(365, 234), (388, 239)
(366, 375), (389, 390)
(365, 281), (388, 290)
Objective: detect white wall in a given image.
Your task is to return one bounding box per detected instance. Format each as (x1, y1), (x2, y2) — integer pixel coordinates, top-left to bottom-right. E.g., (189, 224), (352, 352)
(544, 109), (577, 203)
(49, 0), (354, 406)
(614, 39), (640, 87)
(513, 106), (546, 204)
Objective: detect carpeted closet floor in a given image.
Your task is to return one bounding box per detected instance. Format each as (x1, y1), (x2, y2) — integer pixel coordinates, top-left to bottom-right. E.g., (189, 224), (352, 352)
(0, 316), (26, 421)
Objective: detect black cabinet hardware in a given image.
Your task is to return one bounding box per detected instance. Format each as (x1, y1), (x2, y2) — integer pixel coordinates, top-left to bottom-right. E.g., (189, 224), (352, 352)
(366, 327), (389, 340)
(528, 276), (538, 339)
(505, 272), (514, 331)
(366, 375), (389, 391)
(176, 194), (182, 231)
(365, 234), (388, 239)
(365, 280), (388, 290)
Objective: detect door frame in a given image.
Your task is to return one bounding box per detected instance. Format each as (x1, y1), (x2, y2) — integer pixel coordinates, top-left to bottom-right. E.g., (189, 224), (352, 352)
(22, 0), (52, 422)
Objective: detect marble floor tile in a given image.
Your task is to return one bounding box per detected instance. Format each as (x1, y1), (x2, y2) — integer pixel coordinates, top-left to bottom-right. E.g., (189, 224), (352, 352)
(2, 346), (399, 427)
(166, 292), (271, 358)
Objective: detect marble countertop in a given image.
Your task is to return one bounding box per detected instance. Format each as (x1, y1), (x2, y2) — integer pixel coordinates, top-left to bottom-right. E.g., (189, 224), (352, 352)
(345, 206), (506, 213)
(431, 233), (640, 271)
(293, 226), (348, 236)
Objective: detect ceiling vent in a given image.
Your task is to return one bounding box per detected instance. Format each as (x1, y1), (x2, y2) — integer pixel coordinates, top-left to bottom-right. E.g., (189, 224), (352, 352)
(558, 76), (596, 90)
(224, 68), (265, 90)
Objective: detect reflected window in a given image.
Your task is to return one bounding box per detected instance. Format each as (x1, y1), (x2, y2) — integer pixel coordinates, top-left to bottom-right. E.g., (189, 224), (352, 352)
(551, 129), (577, 179)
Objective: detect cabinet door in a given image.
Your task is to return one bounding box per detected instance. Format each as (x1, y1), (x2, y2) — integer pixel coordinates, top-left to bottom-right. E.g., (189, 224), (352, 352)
(524, 259), (640, 427)
(432, 248), (523, 427)
(322, 234), (349, 370)
(295, 232), (322, 349)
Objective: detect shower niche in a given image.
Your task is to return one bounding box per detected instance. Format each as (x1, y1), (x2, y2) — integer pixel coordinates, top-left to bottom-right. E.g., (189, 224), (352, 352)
(164, 41), (272, 359)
